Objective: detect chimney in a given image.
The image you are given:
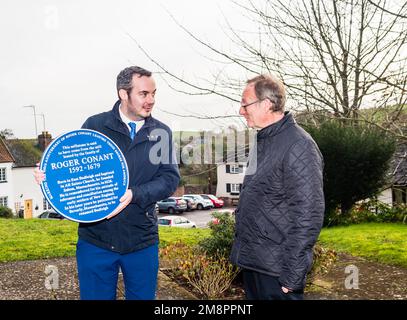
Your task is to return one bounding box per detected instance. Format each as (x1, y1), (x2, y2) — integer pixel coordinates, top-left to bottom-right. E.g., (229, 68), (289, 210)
(38, 131), (52, 151)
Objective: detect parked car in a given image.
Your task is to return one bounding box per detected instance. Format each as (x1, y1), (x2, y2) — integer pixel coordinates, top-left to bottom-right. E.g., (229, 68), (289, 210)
(158, 216), (197, 228)
(200, 194), (224, 208)
(38, 209), (65, 220)
(183, 194), (214, 210)
(157, 197), (187, 214)
(181, 196), (197, 211)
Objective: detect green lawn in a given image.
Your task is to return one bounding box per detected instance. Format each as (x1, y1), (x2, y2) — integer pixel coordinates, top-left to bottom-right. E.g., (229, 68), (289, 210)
(158, 227), (210, 248)
(0, 219), (78, 262)
(0, 218), (210, 263)
(0, 219), (406, 269)
(318, 223), (407, 268)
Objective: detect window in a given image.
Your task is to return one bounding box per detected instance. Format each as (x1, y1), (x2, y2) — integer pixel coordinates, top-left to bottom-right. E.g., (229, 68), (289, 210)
(0, 197), (8, 207)
(228, 164), (244, 174)
(230, 165), (239, 174)
(43, 198), (52, 210)
(227, 183), (242, 194)
(0, 168), (6, 182)
(158, 218), (171, 226)
(49, 212), (62, 219)
(231, 184), (241, 193)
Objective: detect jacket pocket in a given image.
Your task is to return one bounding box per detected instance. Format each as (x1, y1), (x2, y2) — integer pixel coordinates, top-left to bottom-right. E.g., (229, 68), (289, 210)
(254, 213), (285, 244)
(145, 204), (157, 224)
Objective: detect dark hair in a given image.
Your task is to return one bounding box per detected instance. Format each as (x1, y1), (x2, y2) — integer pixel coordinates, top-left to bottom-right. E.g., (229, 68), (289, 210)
(247, 74), (286, 112)
(116, 66), (152, 99)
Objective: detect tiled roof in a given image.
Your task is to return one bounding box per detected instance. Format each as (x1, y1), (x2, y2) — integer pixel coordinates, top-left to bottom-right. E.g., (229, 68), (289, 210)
(4, 139), (43, 167)
(0, 137), (14, 163)
(391, 143), (407, 186)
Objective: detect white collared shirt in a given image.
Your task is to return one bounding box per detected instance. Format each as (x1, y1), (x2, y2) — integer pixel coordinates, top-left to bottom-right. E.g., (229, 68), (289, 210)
(119, 104), (145, 135)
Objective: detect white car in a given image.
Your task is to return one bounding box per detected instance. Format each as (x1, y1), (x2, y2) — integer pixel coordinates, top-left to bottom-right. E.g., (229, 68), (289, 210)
(158, 216), (197, 228)
(183, 194), (214, 210)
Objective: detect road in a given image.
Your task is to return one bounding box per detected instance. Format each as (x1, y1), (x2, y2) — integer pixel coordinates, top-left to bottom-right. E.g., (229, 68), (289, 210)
(157, 207), (235, 228)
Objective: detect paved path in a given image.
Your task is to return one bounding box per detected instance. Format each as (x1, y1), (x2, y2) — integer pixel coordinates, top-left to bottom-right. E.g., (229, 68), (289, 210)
(0, 257), (196, 300)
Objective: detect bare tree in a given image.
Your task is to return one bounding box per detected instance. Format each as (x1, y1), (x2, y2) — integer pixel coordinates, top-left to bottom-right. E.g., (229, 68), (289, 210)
(0, 129), (14, 139)
(134, 0), (407, 138)
(367, 0), (407, 19)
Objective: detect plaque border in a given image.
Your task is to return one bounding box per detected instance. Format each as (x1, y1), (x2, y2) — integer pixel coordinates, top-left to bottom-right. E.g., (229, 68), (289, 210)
(39, 129), (129, 223)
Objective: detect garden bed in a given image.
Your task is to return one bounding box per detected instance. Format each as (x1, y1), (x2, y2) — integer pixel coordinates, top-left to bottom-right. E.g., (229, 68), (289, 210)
(160, 267), (245, 300)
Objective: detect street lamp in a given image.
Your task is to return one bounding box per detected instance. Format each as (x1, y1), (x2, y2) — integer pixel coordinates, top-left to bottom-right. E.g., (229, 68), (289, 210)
(37, 113), (46, 132)
(23, 105), (38, 137)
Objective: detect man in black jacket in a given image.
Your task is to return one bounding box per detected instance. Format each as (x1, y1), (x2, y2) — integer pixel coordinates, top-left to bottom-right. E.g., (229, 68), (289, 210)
(230, 74), (324, 300)
(35, 66), (180, 299)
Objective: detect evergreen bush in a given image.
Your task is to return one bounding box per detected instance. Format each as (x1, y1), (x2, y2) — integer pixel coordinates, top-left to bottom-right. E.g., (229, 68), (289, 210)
(0, 206), (13, 219)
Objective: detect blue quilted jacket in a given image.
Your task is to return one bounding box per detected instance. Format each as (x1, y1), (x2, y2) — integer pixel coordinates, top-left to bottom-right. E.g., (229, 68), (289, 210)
(230, 112), (324, 291)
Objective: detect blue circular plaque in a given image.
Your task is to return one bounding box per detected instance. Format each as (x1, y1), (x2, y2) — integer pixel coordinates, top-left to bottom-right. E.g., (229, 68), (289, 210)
(40, 129), (129, 223)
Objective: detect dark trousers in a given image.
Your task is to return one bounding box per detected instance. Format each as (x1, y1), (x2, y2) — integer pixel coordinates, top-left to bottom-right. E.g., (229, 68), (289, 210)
(242, 269), (304, 300)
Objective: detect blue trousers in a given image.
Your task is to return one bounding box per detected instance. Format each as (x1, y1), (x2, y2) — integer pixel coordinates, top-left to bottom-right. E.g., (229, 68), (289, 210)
(76, 239), (159, 300)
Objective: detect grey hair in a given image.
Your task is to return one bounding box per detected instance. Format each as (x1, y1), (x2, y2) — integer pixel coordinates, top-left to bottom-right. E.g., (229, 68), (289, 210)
(116, 66), (152, 98)
(247, 74), (286, 112)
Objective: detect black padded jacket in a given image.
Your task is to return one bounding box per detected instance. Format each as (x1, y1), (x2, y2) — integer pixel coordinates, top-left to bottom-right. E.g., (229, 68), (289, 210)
(230, 112), (324, 291)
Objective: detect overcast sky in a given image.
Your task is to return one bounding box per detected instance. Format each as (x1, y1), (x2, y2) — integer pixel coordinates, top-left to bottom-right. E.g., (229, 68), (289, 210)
(0, 0), (251, 139)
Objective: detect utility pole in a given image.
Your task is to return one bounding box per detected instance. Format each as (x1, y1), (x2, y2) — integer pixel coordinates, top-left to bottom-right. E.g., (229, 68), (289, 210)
(23, 105), (38, 137)
(38, 113), (46, 132)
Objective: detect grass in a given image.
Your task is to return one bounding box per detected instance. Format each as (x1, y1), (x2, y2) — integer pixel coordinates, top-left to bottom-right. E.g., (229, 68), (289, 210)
(158, 227), (210, 248)
(0, 218), (210, 263)
(318, 223), (407, 268)
(0, 218), (78, 262)
(1, 219), (406, 269)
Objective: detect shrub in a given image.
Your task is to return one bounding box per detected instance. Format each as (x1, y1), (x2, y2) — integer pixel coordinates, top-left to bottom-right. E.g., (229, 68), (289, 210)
(160, 242), (239, 299)
(180, 253), (239, 300)
(198, 211), (235, 258)
(334, 199), (407, 225)
(305, 121), (396, 226)
(159, 241), (195, 270)
(368, 201), (407, 223)
(0, 206), (13, 219)
(307, 243), (337, 285)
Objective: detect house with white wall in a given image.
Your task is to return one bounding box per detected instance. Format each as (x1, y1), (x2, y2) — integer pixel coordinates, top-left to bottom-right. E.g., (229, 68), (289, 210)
(377, 143), (407, 206)
(0, 132), (53, 218)
(0, 139), (15, 212)
(216, 163), (245, 204)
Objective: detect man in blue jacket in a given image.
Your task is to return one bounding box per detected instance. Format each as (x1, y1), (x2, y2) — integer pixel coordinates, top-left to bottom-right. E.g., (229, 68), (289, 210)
(35, 66), (180, 299)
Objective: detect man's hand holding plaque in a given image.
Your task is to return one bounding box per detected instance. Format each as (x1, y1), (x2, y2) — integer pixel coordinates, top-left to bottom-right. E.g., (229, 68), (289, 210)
(105, 189), (133, 220)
